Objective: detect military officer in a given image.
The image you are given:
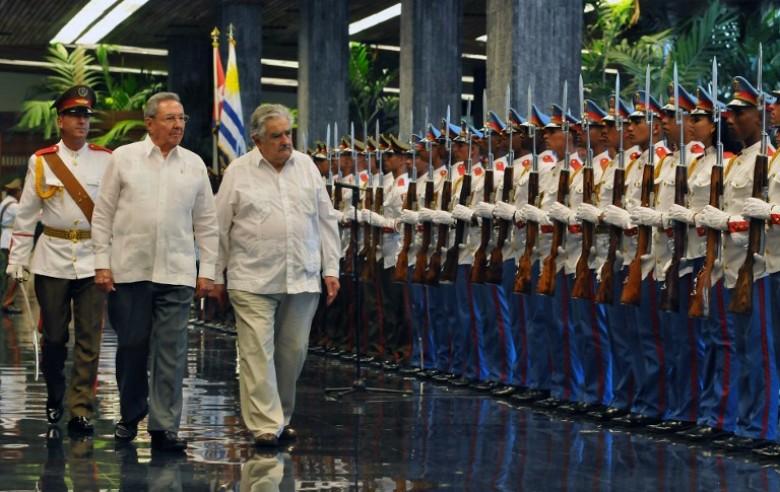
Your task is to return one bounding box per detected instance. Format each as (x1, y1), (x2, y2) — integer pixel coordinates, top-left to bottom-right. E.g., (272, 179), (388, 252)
(7, 85), (110, 435)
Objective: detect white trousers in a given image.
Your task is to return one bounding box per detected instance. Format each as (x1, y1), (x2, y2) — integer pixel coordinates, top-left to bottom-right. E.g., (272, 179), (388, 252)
(229, 290), (319, 437)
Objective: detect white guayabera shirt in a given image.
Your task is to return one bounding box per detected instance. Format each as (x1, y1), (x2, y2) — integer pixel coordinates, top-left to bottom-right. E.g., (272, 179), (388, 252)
(92, 135), (219, 287)
(214, 148), (341, 295)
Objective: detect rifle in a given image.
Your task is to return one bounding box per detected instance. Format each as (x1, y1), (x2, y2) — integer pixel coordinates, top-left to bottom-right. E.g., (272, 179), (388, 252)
(572, 75), (595, 299)
(730, 44), (769, 314)
(359, 170), (374, 277)
(471, 96), (494, 284)
(343, 124), (358, 276)
(487, 155), (514, 283)
(325, 123), (334, 201)
(537, 82), (571, 296)
(690, 59), (722, 318)
(413, 132), (435, 284)
(362, 122), (383, 283)
(426, 108), (453, 285)
(595, 74), (625, 304)
(659, 64), (687, 312)
(441, 122), (473, 283)
(621, 66), (655, 305)
(514, 86), (539, 294)
(394, 112), (417, 283)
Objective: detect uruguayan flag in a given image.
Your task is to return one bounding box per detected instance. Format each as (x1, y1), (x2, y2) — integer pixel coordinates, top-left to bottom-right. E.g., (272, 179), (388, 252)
(218, 39), (246, 163)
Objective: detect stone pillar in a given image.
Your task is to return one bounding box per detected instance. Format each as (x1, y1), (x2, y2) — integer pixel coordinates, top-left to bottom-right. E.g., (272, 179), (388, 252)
(167, 27), (212, 161)
(399, 0), (463, 140)
(298, 0), (349, 147)
(486, 0), (582, 116)
(221, 0), (263, 132)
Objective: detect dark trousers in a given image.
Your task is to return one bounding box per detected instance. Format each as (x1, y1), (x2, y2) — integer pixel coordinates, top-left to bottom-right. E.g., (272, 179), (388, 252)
(35, 275), (105, 417)
(108, 281), (193, 432)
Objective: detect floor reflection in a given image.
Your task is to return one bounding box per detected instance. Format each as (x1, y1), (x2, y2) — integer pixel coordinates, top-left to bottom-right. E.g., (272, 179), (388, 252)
(2, 313), (780, 490)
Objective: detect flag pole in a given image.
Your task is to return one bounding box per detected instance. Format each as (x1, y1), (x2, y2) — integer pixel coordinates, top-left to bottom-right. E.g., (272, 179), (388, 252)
(211, 27), (221, 175)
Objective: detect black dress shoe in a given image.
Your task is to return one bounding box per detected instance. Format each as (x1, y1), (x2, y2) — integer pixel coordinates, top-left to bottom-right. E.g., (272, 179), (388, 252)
(677, 424), (730, 442)
(712, 435), (767, 451)
(150, 431), (188, 452)
(612, 413), (660, 427)
(557, 401), (585, 414)
(589, 406), (627, 421)
(752, 442), (780, 458)
(67, 416), (94, 435)
(573, 402), (599, 414)
(382, 361), (399, 372)
(448, 376), (471, 387)
(534, 397), (562, 409)
(46, 405), (64, 424)
(340, 353), (357, 361)
(492, 385), (518, 397)
(398, 366), (422, 376)
(254, 433), (279, 448)
(369, 360), (385, 368)
(279, 426), (297, 442)
(359, 355), (375, 363)
(470, 381), (496, 392)
(420, 369), (441, 379)
(511, 389), (549, 403)
(646, 420), (696, 434)
(115, 421), (138, 442)
(433, 372), (455, 382)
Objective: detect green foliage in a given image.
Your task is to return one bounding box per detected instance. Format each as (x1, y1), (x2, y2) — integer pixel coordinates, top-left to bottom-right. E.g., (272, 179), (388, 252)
(348, 42), (399, 134)
(15, 43), (164, 147)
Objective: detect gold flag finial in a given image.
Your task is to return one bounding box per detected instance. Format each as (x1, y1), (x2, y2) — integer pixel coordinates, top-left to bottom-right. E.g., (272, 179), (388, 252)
(210, 27), (220, 47)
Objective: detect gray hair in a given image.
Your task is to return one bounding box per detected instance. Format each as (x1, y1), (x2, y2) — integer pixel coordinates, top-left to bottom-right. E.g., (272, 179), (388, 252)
(249, 103), (293, 139)
(144, 92), (181, 118)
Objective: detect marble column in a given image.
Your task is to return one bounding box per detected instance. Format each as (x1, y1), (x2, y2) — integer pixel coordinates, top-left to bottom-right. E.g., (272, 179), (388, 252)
(221, 0), (263, 133)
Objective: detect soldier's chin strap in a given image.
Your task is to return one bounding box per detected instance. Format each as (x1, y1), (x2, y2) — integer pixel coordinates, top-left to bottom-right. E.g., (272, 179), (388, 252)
(19, 282), (39, 381)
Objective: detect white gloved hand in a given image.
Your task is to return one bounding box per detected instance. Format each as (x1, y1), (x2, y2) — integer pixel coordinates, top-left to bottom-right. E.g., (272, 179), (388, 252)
(548, 202), (575, 225)
(417, 207), (435, 222)
(369, 211), (388, 227)
(474, 201), (496, 219)
(399, 209), (419, 225)
(630, 206), (665, 227)
(575, 203), (602, 224)
(603, 205), (633, 229)
(494, 201), (519, 221)
(521, 203), (548, 224)
(742, 197), (776, 220)
(332, 209), (345, 222)
(698, 205), (731, 231)
(343, 205), (356, 220)
(6, 264), (29, 282)
(432, 210), (456, 225)
(452, 204), (475, 222)
(666, 204), (697, 225)
(359, 209), (371, 224)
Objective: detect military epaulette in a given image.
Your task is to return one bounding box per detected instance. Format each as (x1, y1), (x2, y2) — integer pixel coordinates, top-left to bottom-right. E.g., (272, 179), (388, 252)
(34, 145), (59, 156)
(88, 143), (112, 153)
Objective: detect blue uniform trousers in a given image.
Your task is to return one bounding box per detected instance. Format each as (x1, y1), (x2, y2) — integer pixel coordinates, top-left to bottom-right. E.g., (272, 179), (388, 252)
(570, 274), (612, 405)
(472, 277), (515, 384)
(523, 262), (553, 390)
(604, 268), (635, 410)
(454, 264), (483, 380)
(548, 272), (583, 402)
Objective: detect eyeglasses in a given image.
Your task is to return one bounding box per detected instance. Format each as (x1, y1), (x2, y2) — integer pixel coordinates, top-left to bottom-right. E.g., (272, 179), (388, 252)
(159, 114), (190, 123)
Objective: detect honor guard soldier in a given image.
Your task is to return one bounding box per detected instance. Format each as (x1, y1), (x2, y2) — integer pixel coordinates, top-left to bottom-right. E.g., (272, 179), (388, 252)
(7, 85), (111, 435)
(0, 178), (23, 313)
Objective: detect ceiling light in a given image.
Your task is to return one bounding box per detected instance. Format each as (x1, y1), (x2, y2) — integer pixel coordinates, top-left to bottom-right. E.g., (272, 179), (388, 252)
(349, 3), (402, 36)
(262, 58), (299, 69)
(69, 43), (168, 56)
(0, 57), (166, 75)
(462, 53), (487, 61)
(76, 0), (151, 44)
(584, 3), (595, 13)
(50, 0), (116, 44)
(476, 34), (487, 43)
(262, 77), (298, 87)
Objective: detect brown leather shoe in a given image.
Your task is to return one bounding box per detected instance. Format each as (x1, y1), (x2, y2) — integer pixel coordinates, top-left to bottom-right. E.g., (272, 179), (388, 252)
(254, 433), (279, 448)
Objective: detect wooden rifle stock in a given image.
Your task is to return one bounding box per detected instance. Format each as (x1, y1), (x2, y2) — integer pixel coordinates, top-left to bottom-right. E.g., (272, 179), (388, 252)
(729, 153), (769, 313)
(537, 168), (570, 296)
(621, 159), (655, 305)
(362, 186), (384, 283)
(659, 165), (688, 311)
(441, 174), (472, 283)
(595, 167), (625, 304)
(470, 168), (494, 283)
(343, 203), (359, 276)
(514, 171), (539, 294)
(393, 180), (417, 283)
(571, 166), (595, 299)
(426, 180), (452, 285)
(689, 164), (723, 318)
(359, 185), (374, 282)
(412, 180), (435, 284)
(486, 165), (514, 284)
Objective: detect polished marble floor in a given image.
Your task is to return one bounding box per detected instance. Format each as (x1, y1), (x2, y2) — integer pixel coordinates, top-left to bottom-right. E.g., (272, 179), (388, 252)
(2, 312), (780, 491)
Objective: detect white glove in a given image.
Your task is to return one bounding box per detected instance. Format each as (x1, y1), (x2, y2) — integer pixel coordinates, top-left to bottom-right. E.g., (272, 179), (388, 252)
(603, 205), (634, 229)
(6, 264), (29, 282)
(452, 204), (475, 222)
(474, 201), (496, 219)
(432, 210), (456, 225)
(666, 204), (696, 225)
(332, 209), (345, 222)
(698, 205), (731, 231)
(369, 211), (389, 227)
(742, 197), (777, 220)
(521, 203), (548, 224)
(630, 206), (665, 227)
(494, 201), (519, 221)
(359, 209), (371, 223)
(399, 209), (419, 225)
(417, 207), (435, 222)
(575, 203), (601, 224)
(548, 202), (575, 225)
(343, 205), (356, 220)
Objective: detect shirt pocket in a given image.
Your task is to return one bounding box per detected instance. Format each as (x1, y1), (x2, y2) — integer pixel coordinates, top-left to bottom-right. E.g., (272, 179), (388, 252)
(294, 185), (317, 217)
